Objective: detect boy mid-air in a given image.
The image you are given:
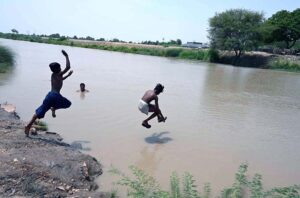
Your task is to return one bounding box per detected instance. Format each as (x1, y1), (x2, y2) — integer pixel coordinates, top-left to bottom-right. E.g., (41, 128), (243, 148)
(24, 50), (73, 136)
(138, 83), (167, 129)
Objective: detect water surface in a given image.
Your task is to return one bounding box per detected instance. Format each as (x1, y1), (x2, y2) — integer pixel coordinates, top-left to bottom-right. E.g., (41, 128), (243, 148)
(1, 39), (300, 194)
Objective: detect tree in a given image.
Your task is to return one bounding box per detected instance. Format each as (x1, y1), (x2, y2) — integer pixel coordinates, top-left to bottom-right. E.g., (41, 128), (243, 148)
(265, 9), (300, 49)
(209, 9), (264, 62)
(111, 38), (119, 42)
(49, 33), (60, 38)
(11, 29), (18, 34)
(176, 39), (182, 45)
(85, 36), (94, 40)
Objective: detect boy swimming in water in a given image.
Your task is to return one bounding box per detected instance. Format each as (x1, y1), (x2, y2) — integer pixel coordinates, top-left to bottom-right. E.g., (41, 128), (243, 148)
(77, 83), (89, 93)
(138, 83), (167, 129)
(24, 50), (73, 136)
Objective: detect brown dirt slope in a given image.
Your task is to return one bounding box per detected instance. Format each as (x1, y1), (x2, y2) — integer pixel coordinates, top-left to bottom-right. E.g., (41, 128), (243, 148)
(0, 108), (109, 197)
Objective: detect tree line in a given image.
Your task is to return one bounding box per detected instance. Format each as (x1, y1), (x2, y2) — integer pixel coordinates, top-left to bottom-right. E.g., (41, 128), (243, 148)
(2, 8), (299, 60)
(209, 8), (300, 60)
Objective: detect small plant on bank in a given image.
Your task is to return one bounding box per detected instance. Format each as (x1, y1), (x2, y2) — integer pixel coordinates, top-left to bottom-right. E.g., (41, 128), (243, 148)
(33, 120), (48, 131)
(110, 164), (300, 198)
(109, 165), (169, 198)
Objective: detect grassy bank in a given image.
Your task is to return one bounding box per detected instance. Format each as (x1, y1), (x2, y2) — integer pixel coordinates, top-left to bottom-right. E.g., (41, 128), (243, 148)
(268, 57), (300, 72)
(1, 34), (300, 72)
(0, 33), (219, 63)
(0, 45), (14, 73)
(46, 38), (220, 62)
(110, 164), (300, 198)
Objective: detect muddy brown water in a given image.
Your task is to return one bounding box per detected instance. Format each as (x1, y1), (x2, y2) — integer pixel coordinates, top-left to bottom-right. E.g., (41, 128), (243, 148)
(1, 39), (300, 195)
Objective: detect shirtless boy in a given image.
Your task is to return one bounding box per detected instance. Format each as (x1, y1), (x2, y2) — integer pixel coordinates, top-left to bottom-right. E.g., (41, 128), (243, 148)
(138, 83), (167, 128)
(24, 50), (73, 136)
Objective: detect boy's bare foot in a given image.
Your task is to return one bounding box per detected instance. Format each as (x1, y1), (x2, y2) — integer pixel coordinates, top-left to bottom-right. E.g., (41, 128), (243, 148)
(158, 116), (167, 123)
(51, 107), (56, 118)
(24, 126), (30, 137)
(142, 121), (151, 129)
(31, 128), (38, 136)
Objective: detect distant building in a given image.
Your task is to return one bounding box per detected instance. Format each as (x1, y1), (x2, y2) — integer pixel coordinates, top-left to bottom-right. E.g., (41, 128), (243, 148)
(182, 42), (209, 49)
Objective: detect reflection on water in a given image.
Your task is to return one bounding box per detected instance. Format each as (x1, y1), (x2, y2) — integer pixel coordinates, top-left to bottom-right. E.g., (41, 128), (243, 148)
(1, 39), (300, 194)
(79, 91), (86, 100)
(136, 145), (163, 176)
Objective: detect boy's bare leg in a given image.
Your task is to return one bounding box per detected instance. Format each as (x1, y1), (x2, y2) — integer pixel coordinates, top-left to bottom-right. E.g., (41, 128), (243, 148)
(157, 112), (167, 122)
(24, 114), (38, 137)
(142, 113), (157, 128)
(51, 107), (56, 118)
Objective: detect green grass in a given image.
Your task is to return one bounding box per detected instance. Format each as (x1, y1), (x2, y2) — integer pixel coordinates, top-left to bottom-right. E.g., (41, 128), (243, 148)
(268, 57), (300, 72)
(33, 120), (48, 131)
(109, 164), (300, 198)
(0, 45), (14, 73)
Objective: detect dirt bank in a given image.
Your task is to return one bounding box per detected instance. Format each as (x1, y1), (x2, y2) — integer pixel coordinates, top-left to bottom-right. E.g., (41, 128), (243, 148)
(0, 107), (109, 197)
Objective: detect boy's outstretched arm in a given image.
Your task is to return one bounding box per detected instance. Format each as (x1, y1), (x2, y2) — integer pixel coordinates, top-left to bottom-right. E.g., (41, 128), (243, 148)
(63, 70), (73, 80)
(60, 50), (71, 75)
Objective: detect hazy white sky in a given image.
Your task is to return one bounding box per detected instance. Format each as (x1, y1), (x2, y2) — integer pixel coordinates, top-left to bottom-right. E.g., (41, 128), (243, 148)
(0, 0), (298, 43)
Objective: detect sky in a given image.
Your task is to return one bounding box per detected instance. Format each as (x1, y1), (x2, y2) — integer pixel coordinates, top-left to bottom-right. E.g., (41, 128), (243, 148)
(0, 0), (299, 43)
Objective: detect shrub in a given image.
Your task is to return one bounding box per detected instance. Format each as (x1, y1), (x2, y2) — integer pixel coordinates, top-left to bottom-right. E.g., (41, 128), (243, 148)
(204, 48), (219, 62)
(165, 48), (183, 57)
(268, 57), (300, 72)
(0, 45), (14, 73)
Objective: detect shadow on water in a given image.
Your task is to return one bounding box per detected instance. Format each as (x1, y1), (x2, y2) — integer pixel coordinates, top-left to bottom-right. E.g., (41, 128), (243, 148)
(144, 131), (173, 144)
(70, 140), (91, 151)
(29, 135), (69, 147)
(29, 135), (92, 151)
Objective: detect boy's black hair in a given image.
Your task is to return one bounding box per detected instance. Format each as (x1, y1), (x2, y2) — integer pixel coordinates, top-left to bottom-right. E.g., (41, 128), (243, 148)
(49, 62), (61, 73)
(154, 83), (164, 93)
(80, 83), (85, 86)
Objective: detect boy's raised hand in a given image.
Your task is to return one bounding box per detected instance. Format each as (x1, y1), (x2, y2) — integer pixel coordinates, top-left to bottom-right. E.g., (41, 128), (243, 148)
(62, 50), (68, 57)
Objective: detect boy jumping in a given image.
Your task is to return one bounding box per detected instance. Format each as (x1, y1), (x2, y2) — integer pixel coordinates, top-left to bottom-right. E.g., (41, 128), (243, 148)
(138, 83), (167, 129)
(24, 50), (73, 136)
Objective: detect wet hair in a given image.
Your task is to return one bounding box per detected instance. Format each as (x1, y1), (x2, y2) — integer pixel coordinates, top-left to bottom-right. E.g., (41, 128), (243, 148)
(80, 83), (85, 87)
(49, 62), (61, 73)
(154, 83), (164, 93)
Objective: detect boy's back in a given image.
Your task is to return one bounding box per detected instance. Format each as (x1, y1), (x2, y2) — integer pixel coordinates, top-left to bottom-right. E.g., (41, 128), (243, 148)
(141, 90), (157, 104)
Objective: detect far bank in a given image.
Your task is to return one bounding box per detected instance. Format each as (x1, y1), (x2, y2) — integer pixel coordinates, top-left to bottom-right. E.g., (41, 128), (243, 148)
(1, 35), (300, 72)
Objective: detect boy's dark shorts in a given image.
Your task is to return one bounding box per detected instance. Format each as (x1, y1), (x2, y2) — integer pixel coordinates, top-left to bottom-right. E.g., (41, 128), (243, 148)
(35, 91), (71, 119)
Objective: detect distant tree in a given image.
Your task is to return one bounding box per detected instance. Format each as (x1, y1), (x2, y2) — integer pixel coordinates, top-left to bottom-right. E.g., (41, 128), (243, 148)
(169, 40), (177, 45)
(264, 9), (300, 49)
(111, 38), (120, 42)
(209, 9), (264, 62)
(73, 35), (78, 39)
(59, 36), (67, 41)
(49, 33), (60, 38)
(11, 29), (18, 34)
(176, 39), (182, 45)
(97, 38), (105, 41)
(85, 36), (94, 40)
